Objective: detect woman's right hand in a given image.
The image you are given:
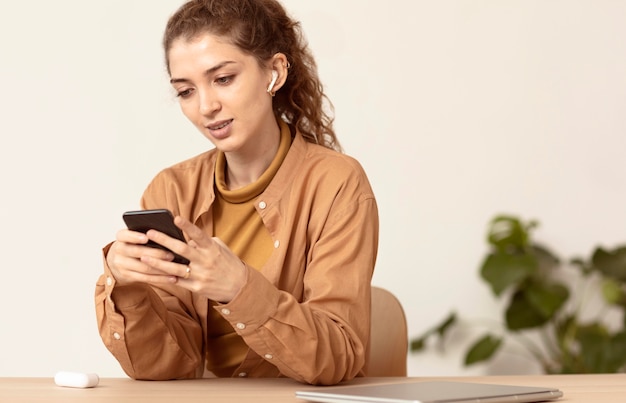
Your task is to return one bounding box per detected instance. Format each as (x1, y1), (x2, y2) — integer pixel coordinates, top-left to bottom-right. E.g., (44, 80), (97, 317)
(106, 229), (179, 286)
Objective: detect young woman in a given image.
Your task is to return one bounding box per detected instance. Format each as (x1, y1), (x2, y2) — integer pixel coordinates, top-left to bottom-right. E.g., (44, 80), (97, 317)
(95, 0), (379, 386)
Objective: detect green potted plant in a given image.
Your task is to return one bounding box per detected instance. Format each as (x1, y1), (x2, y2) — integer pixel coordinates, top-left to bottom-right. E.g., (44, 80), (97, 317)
(411, 214), (626, 373)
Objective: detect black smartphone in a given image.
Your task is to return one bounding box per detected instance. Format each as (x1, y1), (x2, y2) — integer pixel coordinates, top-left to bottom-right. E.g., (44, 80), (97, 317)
(122, 209), (190, 265)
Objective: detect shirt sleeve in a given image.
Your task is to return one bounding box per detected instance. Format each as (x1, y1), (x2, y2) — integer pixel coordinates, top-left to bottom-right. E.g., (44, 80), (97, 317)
(216, 190), (379, 385)
(94, 246), (204, 380)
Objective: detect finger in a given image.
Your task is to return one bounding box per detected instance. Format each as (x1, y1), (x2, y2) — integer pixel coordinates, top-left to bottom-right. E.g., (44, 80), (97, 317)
(109, 253), (177, 285)
(140, 254), (191, 279)
(181, 265), (192, 280)
(174, 216), (212, 247)
(110, 239), (176, 273)
(120, 240), (176, 263)
(115, 228), (149, 245)
(211, 237), (229, 248)
(122, 269), (178, 285)
(145, 229), (190, 261)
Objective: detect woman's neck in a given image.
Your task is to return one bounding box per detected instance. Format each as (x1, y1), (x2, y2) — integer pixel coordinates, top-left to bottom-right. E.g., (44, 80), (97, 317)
(223, 123), (281, 190)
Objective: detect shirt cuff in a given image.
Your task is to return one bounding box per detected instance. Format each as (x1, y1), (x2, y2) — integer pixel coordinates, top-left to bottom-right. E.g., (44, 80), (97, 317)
(213, 266), (280, 335)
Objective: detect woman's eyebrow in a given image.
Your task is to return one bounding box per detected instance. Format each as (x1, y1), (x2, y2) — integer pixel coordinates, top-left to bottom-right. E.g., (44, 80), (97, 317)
(170, 61), (236, 84)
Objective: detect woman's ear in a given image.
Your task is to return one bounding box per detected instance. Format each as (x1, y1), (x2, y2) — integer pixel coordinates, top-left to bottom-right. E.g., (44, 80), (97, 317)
(267, 53), (289, 95)
(267, 70), (279, 94)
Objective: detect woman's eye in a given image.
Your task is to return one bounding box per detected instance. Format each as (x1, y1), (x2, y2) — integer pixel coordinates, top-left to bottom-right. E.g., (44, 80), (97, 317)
(176, 88), (193, 98)
(215, 76), (233, 85)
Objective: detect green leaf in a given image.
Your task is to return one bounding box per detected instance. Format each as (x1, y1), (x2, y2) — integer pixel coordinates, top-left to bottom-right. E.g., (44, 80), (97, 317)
(554, 315), (580, 371)
(480, 253), (537, 296)
(602, 279), (626, 305)
(555, 315), (576, 345)
(547, 307), (626, 373)
(592, 246), (626, 281)
(525, 281), (569, 319)
(435, 312), (458, 338)
(505, 290), (550, 330)
(532, 244), (560, 271)
(487, 216), (532, 252)
(410, 337), (426, 352)
(606, 332), (626, 372)
(570, 257), (594, 276)
(409, 312), (458, 353)
(464, 334), (503, 365)
(575, 324), (626, 373)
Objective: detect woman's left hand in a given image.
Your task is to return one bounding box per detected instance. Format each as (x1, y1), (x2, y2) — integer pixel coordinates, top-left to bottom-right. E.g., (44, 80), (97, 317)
(142, 215), (248, 303)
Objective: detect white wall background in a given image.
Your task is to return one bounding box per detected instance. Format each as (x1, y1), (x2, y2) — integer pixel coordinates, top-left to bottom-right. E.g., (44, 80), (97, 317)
(1, 0), (624, 378)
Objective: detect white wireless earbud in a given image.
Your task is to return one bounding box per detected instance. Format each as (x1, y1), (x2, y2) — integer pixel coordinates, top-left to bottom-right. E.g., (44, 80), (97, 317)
(267, 70), (278, 93)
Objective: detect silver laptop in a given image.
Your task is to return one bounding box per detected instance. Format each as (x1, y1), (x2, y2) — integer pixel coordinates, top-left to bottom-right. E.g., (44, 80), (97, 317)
(295, 380), (563, 403)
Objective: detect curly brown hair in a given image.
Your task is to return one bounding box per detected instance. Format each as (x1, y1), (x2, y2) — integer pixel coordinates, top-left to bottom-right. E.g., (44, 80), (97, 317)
(163, 0), (341, 152)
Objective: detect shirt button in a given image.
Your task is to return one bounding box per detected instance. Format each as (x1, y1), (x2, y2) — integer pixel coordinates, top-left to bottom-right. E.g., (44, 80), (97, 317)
(236, 323), (246, 330)
(106, 277), (113, 286)
(113, 332), (121, 340)
(259, 201), (267, 209)
(264, 354), (273, 360)
(238, 372), (248, 378)
(274, 240), (280, 248)
(221, 308), (231, 315)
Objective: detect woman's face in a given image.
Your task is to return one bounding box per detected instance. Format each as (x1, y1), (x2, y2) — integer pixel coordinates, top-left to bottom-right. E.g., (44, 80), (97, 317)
(168, 33), (278, 156)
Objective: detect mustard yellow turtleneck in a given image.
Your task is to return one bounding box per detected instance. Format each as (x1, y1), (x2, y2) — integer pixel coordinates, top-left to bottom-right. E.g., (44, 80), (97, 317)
(204, 120), (292, 376)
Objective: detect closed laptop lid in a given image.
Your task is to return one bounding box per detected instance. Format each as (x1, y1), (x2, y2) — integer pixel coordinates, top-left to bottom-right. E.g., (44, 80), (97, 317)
(295, 380), (563, 403)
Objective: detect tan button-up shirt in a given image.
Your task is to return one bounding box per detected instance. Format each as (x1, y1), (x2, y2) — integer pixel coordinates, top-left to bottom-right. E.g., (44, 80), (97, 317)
(95, 130), (379, 385)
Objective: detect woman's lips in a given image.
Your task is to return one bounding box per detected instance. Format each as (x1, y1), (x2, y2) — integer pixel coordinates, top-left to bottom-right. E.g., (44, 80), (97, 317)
(206, 119), (233, 139)
(207, 119), (232, 130)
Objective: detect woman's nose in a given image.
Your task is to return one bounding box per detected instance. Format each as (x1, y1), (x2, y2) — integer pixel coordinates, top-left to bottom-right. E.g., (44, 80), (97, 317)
(198, 89), (220, 116)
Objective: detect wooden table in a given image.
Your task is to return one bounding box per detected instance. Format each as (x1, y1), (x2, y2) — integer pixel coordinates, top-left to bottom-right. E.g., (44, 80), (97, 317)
(1, 374), (625, 402)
